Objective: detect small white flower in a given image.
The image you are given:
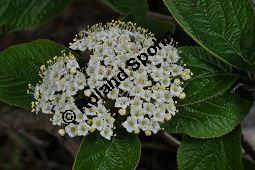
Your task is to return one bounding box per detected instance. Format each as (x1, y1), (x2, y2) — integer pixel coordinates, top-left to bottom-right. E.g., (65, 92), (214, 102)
(122, 116), (138, 133)
(77, 122), (90, 136)
(152, 109), (165, 123)
(181, 69), (191, 80)
(119, 79), (133, 91)
(115, 97), (130, 109)
(52, 112), (62, 126)
(138, 117), (150, 131)
(92, 117), (104, 131)
(159, 77), (171, 87)
(130, 97), (143, 108)
(65, 123), (78, 137)
(103, 114), (115, 128)
(107, 88), (119, 99)
(143, 102), (155, 116)
(97, 104), (108, 114)
(100, 126), (113, 140)
(169, 64), (184, 76)
(150, 68), (164, 81)
(130, 85), (145, 97)
(75, 72), (86, 90)
(151, 90), (165, 103)
(76, 112), (87, 123)
(130, 107), (144, 118)
(170, 84), (183, 97)
(84, 106), (97, 116)
(149, 121), (161, 134)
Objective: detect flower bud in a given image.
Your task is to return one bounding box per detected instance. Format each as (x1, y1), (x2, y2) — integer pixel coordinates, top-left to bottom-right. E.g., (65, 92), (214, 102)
(58, 129), (66, 136)
(179, 92), (186, 99)
(145, 130), (152, 136)
(118, 109), (126, 115)
(165, 113), (172, 121)
(84, 89), (92, 97)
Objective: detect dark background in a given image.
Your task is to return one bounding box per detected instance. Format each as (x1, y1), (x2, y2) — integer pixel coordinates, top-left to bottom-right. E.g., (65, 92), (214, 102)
(0, 0), (254, 170)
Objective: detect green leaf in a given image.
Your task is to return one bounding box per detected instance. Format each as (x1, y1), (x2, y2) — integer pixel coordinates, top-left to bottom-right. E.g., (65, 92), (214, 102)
(161, 47), (252, 138)
(163, 0), (255, 70)
(73, 132), (141, 170)
(122, 15), (175, 37)
(177, 127), (243, 170)
(0, 0), (72, 35)
(163, 92), (251, 138)
(0, 39), (71, 108)
(101, 0), (148, 16)
(178, 47), (236, 106)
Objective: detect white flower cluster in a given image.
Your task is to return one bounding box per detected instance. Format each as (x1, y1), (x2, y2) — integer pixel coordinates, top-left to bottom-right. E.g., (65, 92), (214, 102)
(30, 21), (191, 140)
(29, 53), (115, 140)
(69, 21), (192, 137)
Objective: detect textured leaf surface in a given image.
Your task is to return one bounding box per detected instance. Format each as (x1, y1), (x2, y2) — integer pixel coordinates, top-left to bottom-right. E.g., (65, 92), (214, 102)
(73, 132), (141, 170)
(161, 47), (252, 138)
(122, 15), (175, 37)
(163, 0), (255, 70)
(102, 0), (148, 15)
(178, 127), (243, 170)
(0, 0), (72, 35)
(178, 47), (236, 106)
(0, 40), (70, 108)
